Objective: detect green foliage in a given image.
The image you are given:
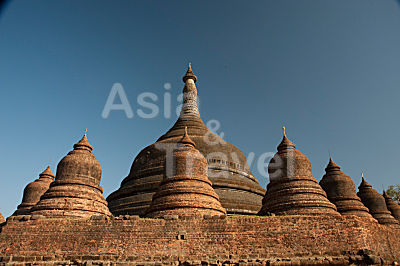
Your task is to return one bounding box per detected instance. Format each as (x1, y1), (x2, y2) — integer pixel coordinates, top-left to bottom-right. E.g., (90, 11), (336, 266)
(386, 185), (400, 203)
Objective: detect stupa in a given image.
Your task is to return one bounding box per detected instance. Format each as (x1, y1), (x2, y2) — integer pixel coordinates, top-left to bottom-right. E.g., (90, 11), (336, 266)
(357, 174), (398, 225)
(30, 130), (111, 218)
(12, 165), (55, 216)
(0, 212), (4, 223)
(145, 128), (226, 218)
(107, 64), (265, 216)
(259, 127), (339, 216)
(319, 158), (372, 217)
(383, 190), (400, 221)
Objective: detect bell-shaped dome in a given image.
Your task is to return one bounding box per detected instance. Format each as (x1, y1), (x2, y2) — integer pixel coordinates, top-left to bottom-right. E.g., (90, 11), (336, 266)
(145, 128), (226, 218)
(107, 64), (265, 216)
(383, 190), (400, 221)
(319, 159), (372, 217)
(30, 130), (111, 218)
(13, 165), (55, 216)
(259, 128), (339, 216)
(357, 175), (398, 225)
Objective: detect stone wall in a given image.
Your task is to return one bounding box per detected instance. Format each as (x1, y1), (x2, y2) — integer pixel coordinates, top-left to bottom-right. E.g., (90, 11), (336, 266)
(0, 215), (399, 265)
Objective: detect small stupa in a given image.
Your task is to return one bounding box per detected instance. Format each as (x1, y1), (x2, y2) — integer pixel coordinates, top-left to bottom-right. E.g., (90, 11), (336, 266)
(259, 127), (338, 216)
(30, 130), (111, 218)
(383, 190), (400, 221)
(319, 158), (372, 217)
(0, 212), (4, 223)
(13, 165), (55, 216)
(145, 127), (226, 218)
(357, 174), (398, 225)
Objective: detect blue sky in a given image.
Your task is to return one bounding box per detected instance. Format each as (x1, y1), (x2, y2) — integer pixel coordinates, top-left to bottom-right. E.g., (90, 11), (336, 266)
(0, 0), (400, 217)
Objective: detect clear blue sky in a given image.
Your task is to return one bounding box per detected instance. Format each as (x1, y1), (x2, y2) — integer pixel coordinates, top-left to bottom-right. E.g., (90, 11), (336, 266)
(1, 0), (400, 217)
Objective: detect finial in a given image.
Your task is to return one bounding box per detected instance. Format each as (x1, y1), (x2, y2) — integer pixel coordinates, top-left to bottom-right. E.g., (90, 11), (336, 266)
(73, 129), (93, 151)
(179, 126), (195, 147)
(40, 164), (55, 178)
(182, 63), (197, 83)
(359, 172), (372, 188)
(326, 156), (340, 171)
(277, 126), (296, 151)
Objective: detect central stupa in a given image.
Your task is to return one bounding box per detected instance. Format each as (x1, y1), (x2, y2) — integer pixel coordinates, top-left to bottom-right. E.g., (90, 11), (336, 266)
(107, 64), (265, 215)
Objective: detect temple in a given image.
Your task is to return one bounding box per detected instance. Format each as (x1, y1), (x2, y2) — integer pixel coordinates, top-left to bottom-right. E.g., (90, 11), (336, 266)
(259, 128), (338, 216)
(145, 128), (226, 218)
(107, 64), (265, 216)
(1, 65), (400, 265)
(30, 130), (111, 218)
(383, 190), (400, 221)
(357, 174), (399, 225)
(12, 165), (55, 216)
(319, 158), (372, 217)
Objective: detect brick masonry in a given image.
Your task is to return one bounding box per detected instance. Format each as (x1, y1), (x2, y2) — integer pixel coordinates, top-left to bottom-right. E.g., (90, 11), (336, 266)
(0, 215), (399, 265)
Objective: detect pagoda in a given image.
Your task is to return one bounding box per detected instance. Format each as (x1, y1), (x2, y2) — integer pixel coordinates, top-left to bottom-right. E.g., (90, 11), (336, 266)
(320, 158), (372, 217)
(259, 127), (338, 216)
(357, 175), (398, 225)
(30, 130), (111, 218)
(107, 64), (265, 216)
(145, 128), (226, 218)
(13, 165), (55, 216)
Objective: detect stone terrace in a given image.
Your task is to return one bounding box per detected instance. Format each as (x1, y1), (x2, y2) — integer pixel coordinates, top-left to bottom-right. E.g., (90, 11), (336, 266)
(0, 215), (399, 265)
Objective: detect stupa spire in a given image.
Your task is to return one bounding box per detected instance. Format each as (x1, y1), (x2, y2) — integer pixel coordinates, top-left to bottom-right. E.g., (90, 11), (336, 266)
(177, 63), (201, 121)
(325, 157), (341, 171)
(182, 62), (197, 83)
(39, 164), (54, 179)
(360, 172), (371, 188)
(73, 128), (93, 151)
(179, 127), (195, 147)
(277, 126), (296, 151)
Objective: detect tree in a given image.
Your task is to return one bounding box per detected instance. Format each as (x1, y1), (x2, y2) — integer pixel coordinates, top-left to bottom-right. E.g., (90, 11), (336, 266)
(386, 185), (400, 203)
